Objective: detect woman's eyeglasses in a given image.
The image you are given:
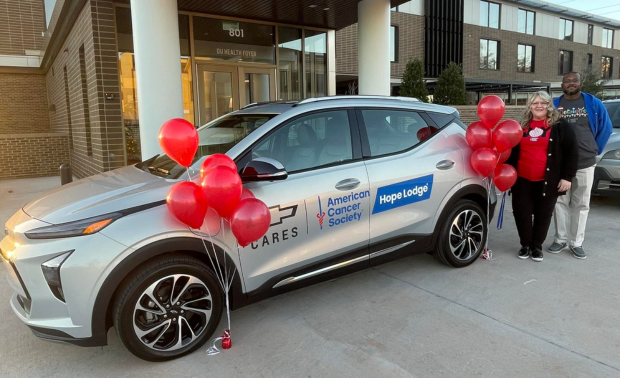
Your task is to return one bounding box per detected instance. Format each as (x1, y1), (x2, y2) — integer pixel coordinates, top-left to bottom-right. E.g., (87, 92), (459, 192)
(531, 102), (548, 106)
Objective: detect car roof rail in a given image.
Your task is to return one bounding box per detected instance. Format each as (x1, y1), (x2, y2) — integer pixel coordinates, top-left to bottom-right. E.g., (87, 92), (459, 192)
(293, 95), (420, 106)
(241, 100), (298, 110)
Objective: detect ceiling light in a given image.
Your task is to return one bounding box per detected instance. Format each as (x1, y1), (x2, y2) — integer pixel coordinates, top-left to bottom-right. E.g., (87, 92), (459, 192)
(323, 7), (329, 10)
(309, 4), (317, 8)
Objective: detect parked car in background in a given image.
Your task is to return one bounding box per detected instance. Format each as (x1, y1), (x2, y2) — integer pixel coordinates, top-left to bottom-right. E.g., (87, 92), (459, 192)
(2, 96), (496, 361)
(593, 100), (620, 196)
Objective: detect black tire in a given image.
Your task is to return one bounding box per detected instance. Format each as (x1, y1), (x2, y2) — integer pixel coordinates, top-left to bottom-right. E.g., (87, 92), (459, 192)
(113, 254), (223, 361)
(434, 199), (487, 268)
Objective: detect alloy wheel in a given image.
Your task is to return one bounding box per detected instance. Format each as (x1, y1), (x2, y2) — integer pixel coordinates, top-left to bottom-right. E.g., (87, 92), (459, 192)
(448, 209), (484, 261)
(133, 274), (213, 351)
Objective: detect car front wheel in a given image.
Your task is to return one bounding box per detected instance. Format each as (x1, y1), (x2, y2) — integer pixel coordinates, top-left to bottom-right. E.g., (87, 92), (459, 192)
(434, 199), (487, 268)
(112, 254), (223, 361)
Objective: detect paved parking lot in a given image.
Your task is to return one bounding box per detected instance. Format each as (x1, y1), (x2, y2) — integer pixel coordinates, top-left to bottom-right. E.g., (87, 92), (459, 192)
(1, 177), (619, 377)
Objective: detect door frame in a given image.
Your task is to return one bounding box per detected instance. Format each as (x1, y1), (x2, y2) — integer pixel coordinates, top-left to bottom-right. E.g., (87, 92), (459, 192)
(194, 60), (277, 125)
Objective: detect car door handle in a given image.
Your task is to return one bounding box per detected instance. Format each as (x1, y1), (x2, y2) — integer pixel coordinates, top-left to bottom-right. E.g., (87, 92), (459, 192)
(335, 178), (361, 191)
(436, 160), (455, 170)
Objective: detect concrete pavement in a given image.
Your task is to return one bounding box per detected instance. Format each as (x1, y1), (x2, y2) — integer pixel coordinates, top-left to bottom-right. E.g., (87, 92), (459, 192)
(1, 176), (619, 377)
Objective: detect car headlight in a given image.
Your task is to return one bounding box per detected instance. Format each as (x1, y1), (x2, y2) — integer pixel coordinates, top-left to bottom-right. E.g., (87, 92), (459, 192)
(602, 150), (620, 160)
(25, 213), (123, 240)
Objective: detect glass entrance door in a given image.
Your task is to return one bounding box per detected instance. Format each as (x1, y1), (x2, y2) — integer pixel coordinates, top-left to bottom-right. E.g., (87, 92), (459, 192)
(196, 63), (275, 126)
(196, 64), (239, 126)
(239, 67), (276, 108)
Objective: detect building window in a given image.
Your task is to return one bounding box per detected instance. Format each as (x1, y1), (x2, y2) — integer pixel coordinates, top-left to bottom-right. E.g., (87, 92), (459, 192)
(517, 44), (534, 73)
(586, 53), (593, 71)
(603, 28), (614, 49)
(305, 30), (327, 98)
(559, 18), (573, 41)
(558, 50), (573, 75)
(480, 1), (500, 29)
(278, 27), (303, 101)
(390, 26), (399, 62)
(517, 9), (534, 35)
(587, 24), (593, 45)
(602, 56), (613, 79)
(480, 39), (499, 70)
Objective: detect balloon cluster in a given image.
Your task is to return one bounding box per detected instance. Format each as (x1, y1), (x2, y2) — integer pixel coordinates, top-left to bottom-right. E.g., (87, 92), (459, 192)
(159, 118), (271, 247)
(466, 96), (522, 192)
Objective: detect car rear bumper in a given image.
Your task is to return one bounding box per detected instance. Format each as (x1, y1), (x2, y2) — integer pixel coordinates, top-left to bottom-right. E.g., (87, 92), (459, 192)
(593, 165), (620, 196)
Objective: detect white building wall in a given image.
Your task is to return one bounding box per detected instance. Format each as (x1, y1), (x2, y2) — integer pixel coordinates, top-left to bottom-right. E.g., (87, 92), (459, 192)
(535, 13), (559, 39)
(573, 22), (588, 44)
(615, 31), (620, 50)
(500, 4), (518, 32)
(396, 0), (423, 15)
(464, 0), (480, 26)
(592, 26), (603, 48)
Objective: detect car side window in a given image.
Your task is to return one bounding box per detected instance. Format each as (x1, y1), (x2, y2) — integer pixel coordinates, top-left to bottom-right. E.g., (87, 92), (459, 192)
(250, 110), (353, 173)
(360, 109), (432, 157)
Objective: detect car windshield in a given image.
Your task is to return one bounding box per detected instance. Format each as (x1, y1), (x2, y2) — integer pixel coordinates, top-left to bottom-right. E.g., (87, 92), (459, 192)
(605, 102), (620, 129)
(135, 114), (277, 179)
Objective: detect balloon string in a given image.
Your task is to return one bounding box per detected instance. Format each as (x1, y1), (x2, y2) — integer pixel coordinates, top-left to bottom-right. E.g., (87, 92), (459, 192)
(497, 191), (506, 230)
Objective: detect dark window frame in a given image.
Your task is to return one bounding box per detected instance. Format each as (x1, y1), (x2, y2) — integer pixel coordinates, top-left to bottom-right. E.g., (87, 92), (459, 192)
(601, 56), (613, 79)
(390, 25), (399, 63)
(480, 1), (501, 29)
(559, 18), (574, 41)
(517, 9), (535, 35)
(479, 38), (500, 70)
(517, 43), (535, 73)
(558, 50), (573, 75)
(587, 24), (594, 45)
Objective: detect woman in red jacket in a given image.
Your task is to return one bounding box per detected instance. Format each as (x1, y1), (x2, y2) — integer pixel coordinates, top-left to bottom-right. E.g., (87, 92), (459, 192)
(505, 91), (578, 262)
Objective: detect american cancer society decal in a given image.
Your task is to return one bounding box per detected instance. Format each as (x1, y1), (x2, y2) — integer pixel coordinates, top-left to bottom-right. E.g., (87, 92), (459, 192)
(372, 174), (433, 214)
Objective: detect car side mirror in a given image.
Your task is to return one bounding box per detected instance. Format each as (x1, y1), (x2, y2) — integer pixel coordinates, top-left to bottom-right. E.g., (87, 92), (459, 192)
(240, 157), (288, 182)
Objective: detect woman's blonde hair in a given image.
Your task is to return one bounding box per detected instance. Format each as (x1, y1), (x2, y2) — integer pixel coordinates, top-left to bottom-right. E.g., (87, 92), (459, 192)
(521, 91), (560, 129)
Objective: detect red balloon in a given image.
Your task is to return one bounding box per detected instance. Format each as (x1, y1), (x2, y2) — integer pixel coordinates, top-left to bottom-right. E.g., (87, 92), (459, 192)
(200, 153), (237, 178)
(230, 198), (271, 248)
(497, 149), (511, 164)
(158, 118), (199, 167)
(493, 120), (523, 153)
(493, 164), (518, 192)
(201, 166), (242, 218)
(477, 95), (505, 129)
(471, 147), (499, 177)
(166, 182), (208, 229)
(466, 121), (493, 150)
(239, 188), (255, 201)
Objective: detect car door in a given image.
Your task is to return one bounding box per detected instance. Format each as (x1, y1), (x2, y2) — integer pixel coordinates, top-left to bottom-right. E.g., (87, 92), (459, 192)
(356, 108), (464, 260)
(236, 109), (370, 294)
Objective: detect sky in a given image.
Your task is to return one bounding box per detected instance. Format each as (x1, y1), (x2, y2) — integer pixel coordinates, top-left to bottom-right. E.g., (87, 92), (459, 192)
(546, 0), (620, 22)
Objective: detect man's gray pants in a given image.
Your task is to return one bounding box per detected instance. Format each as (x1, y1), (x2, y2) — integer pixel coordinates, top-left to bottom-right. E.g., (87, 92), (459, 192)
(553, 165), (595, 247)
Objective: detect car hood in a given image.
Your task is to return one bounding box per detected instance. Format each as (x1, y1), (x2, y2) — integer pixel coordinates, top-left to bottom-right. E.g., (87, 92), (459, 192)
(601, 131), (620, 156)
(22, 165), (175, 224)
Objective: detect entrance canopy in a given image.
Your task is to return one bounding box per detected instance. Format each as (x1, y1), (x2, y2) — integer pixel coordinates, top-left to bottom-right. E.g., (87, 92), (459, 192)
(115, 0), (409, 30)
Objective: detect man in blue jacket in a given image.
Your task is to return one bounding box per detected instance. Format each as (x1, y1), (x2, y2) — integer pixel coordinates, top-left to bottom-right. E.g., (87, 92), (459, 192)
(549, 72), (613, 259)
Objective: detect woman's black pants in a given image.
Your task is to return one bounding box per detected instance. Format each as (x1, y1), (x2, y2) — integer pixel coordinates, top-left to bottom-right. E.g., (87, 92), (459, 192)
(511, 177), (558, 250)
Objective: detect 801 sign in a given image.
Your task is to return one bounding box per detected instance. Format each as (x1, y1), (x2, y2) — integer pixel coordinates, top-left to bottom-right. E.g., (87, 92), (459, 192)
(229, 28), (244, 37)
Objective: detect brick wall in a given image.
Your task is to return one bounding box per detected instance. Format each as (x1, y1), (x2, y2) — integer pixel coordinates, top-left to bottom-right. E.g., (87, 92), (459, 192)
(0, 0), (46, 56)
(463, 24), (620, 83)
(454, 105), (526, 126)
(336, 11), (425, 78)
(0, 133), (69, 179)
(45, 0), (125, 179)
(0, 73), (50, 134)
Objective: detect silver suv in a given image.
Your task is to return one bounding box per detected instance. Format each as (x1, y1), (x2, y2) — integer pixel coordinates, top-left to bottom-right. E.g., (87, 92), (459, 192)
(1, 96), (496, 361)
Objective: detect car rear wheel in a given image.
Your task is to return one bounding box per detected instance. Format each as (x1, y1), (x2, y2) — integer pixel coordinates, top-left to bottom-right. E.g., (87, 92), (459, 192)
(434, 199), (487, 268)
(112, 255), (223, 361)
